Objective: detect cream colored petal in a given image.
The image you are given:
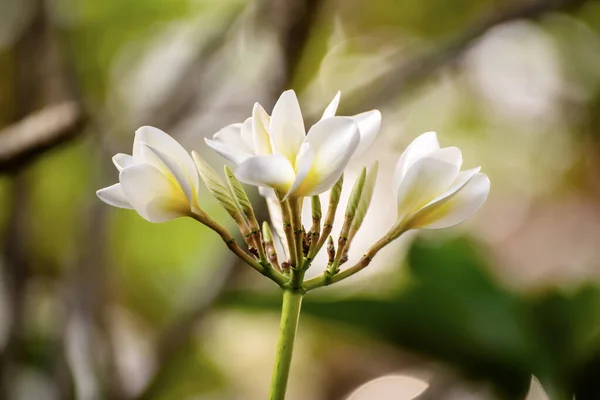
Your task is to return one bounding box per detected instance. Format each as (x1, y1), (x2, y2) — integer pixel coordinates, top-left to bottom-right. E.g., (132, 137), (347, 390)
(351, 109), (381, 156)
(395, 146), (461, 196)
(96, 183), (133, 209)
(292, 117), (360, 197)
(213, 123), (245, 147)
(406, 167), (479, 220)
(240, 117), (255, 151)
(346, 375), (429, 400)
(205, 138), (254, 165)
(112, 154), (133, 172)
(320, 91), (340, 120)
(142, 144), (193, 204)
(394, 131), (440, 191)
(258, 186), (273, 198)
(132, 126), (199, 192)
(428, 146), (462, 169)
(119, 164), (189, 223)
(414, 172), (490, 229)
(235, 155), (296, 193)
(266, 195), (287, 258)
(285, 143), (314, 198)
(396, 156), (460, 222)
(269, 90), (306, 162)
(252, 103), (272, 155)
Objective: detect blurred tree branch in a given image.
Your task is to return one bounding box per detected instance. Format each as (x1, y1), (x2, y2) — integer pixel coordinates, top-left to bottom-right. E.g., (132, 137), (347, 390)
(343, 0), (593, 114)
(0, 101), (86, 173)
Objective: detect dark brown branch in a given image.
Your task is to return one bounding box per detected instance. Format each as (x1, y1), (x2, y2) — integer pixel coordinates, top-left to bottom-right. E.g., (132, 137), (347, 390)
(0, 101), (86, 173)
(342, 0), (592, 115)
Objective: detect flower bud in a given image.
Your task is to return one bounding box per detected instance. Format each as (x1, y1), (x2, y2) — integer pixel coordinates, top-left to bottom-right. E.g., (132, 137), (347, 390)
(192, 152), (241, 222)
(348, 162), (378, 243)
(262, 221), (280, 271)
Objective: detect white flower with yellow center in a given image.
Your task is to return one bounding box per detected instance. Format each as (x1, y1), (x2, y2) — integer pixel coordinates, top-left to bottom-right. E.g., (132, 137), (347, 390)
(205, 90), (381, 198)
(393, 131), (490, 231)
(96, 126), (200, 222)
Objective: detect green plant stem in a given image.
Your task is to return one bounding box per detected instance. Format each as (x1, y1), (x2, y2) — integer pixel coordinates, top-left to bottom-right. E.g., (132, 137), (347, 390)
(303, 233), (397, 291)
(269, 289), (304, 400)
(190, 212), (287, 286)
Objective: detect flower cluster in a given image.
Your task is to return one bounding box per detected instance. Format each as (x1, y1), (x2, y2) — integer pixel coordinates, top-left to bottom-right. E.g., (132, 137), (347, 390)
(97, 90), (490, 290)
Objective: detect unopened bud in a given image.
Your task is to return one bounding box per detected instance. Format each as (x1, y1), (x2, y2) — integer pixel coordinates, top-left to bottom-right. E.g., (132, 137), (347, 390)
(349, 162), (378, 241)
(192, 152), (242, 224)
(327, 236), (335, 264)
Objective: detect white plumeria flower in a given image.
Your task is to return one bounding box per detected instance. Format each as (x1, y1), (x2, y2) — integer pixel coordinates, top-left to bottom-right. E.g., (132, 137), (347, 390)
(96, 126), (201, 223)
(205, 90), (381, 198)
(393, 131), (490, 231)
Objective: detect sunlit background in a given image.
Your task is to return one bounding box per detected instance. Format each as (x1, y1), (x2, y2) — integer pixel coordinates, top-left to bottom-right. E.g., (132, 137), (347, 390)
(1, 0), (600, 399)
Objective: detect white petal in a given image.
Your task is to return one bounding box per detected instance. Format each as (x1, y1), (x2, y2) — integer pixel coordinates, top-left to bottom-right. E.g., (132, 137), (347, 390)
(132, 126), (199, 192)
(351, 109), (381, 156)
(266, 195), (287, 257)
(258, 186), (274, 198)
(396, 156), (460, 222)
(210, 122), (254, 154)
(235, 155), (296, 193)
(292, 117), (360, 197)
(112, 154), (133, 172)
(252, 103), (272, 155)
(415, 172), (490, 229)
(286, 142), (314, 198)
(407, 167), (479, 221)
(205, 138), (253, 165)
(212, 123), (244, 146)
(269, 90), (306, 162)
(320, 91), (340, 120)
(428, 146), (462, 170)
(240, 117), (255, 151)
(96, 183), (133, 209)
(394, 131), (440, 192)
(119, 164), (190, 223)
(142, 144), (194, 204)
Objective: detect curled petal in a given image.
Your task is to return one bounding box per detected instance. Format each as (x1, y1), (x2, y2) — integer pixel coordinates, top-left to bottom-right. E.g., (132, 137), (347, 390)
(235, 155), (296, 193)
(143, 144), (194, 204)
(204, 137), (254, 165)
(212, 123), (246, 147)
(351, 109), (381, 157)
(396, 156), (460, 222)
(252, 103), (272, 155)
(119, 164), (190, 223)
(112, 154), (133, 172)
(320, 91), (341, 120)
(428, 146), (462, 170)
(240, 117), (255, 151)
(96, 183), (133, 209)
(286, 143), (314, 198)
(412, 172), (490, 229)
(293, 117), (360, 197)
(394, 131), (440, 191)
(269, 90), (306, 162)
(132, 126), (199, 192)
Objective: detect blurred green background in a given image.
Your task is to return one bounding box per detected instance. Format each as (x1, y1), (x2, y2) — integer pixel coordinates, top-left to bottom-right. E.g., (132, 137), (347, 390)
(1, 0), (600, 399)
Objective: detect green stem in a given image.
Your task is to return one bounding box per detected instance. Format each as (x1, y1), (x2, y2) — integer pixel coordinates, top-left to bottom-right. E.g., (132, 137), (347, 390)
(269, 289), (304, 400)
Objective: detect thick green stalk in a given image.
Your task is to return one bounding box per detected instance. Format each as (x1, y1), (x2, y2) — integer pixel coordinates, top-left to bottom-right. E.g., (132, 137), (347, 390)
(269, 289), (304, 400)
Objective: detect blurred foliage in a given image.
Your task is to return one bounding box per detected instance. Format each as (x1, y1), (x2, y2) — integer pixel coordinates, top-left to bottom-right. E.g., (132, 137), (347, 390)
(222, 236), (600, 399)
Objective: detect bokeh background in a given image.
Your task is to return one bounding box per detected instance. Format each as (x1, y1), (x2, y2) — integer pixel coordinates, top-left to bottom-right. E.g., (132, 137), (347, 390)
(1, 0), (600, 399)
